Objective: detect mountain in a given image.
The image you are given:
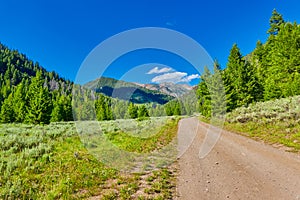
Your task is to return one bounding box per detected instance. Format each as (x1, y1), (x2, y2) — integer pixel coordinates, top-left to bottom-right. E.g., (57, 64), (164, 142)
(136, 82), (193, 97)
(84, 77), (174, 104)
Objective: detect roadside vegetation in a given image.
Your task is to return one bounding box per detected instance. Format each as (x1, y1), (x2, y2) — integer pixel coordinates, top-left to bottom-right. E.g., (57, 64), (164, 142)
(196, 10), (300, 153)
(102, 117), (179, 153)
(197, 10), (300, 118)
(0, 117), (178, 199)
(225, 95), (300, 152)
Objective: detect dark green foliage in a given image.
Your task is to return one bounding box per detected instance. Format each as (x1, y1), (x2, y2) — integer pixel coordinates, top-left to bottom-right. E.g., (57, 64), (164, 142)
(164, 100), (181, 116)
(95, 94), (114, 121)
(138, 104), (149, 119)
(12, 80), (27, 122)
(198, 9), (299, 115)
(0, 92), (15, 123)
(224, 44), (245, 110)
(197, 67), (212, 117)
(263, 22), (300, 100)
(127, 103), (138, 119)
(0, 42), (73, 124)
(26, 71), (52, 124)
(268, 9), (285, 35)
(51, 94), (72, 122)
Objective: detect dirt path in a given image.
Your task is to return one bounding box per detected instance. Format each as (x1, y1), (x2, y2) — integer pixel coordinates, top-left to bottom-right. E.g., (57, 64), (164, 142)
(176, 117), (300, 200)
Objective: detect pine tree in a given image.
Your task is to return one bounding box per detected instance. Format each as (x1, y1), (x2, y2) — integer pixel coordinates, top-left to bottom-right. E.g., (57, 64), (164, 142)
(263, 22), (300, 100)
(209, 61), (226, 116)
(138, 105), (149, 119)
(13, 80), (27, 122)
(223, 44), (244, 111)
(26, 71), (52, 124)
(268, 9), (285, 36)
(104, 97), (113, 120)
(95, 94), (106, 121)
(62, 95), (73, 121)
(251, 40), (267, 88)
(197, 66), (212, 117)
(95, 94), (113, 121)
(173, 101), (181, 115)
(128, 102), (138, 119)
(0, 91), (15, 123)
(51, 95), (64, 122)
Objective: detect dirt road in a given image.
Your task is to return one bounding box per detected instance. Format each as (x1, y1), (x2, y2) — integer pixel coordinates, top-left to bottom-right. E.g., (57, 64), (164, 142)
(176, 117), (300, 200)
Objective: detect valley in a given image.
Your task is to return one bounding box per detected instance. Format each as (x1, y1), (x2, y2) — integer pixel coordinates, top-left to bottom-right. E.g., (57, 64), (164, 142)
(0, 4), (300, 200)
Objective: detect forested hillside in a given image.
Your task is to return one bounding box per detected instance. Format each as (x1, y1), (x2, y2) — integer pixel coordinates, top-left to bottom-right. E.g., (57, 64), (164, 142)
(198, 9), (300, 117)
(0, 43), (171, 124)
(0, 43), (73, 124)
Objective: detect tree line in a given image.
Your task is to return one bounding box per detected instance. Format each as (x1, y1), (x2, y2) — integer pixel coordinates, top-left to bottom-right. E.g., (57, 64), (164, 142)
(0, 42), (184, 124)
(197, 9), (300, 117)
(1, 9), (298, 123)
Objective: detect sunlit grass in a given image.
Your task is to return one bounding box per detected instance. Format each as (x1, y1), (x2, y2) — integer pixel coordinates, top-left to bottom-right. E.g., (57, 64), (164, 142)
(0, 118), (178, 199)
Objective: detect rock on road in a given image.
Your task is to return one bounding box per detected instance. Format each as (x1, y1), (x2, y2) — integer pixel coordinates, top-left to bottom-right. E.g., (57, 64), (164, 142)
(176, 117), (300, 200)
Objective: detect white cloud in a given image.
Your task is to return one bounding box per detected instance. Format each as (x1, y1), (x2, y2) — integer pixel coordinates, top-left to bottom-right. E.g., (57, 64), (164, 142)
(152, 72), (187, 83)
(151, 72), (200, 83)
(181, 74), (201, 82)
(146, 67), (172, 74)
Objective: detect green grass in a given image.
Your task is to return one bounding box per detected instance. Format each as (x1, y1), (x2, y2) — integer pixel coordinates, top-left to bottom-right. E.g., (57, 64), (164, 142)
(225, 120), (300, 152)
(0, 117), (178, 199)
(104, 117), (179, 153)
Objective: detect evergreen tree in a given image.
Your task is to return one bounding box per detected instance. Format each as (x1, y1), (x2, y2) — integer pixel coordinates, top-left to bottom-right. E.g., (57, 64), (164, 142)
(268, 9), (285, 35)
(138, 105), (149, 119)
(173, 101), (181, 115)
(95, 94), (113, 121)
(95, 94), (107, 121)
(263, 22), (300, 100)
(62, 95), (73, 121)
(128, 102), (138, 119)
(209, 61), (226, 116)
(164, 100), (181, 116)
(13, 80), (27, 122)
(26, 71), (52, 124)
(51, 94), (64, 122)
(0, 92), (15, 123)
(104, 97), (113, 120)
(251, 40), (267, 88)
(197, 67), (212, 117)
(223, 44), (244, 110)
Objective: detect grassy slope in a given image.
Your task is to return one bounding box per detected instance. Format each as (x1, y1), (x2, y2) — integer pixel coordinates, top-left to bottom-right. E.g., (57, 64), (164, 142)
(224, 95), (300, 152)
(0, 117), (179, 199)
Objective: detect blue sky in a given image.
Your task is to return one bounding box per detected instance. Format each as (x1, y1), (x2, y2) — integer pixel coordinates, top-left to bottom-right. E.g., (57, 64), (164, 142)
(1, 0), (300, 85)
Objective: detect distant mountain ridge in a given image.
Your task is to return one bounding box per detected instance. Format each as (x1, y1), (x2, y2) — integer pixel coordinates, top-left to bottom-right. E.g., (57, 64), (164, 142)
(84, 77), (194, 104)
(135, 82), (193, 97)
(84, 77), (175, 104)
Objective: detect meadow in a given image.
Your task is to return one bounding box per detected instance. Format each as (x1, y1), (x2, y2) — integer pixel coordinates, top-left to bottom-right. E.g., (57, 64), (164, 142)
(0, 117), (179, 199)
